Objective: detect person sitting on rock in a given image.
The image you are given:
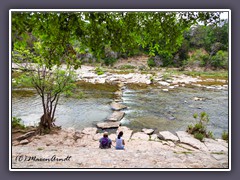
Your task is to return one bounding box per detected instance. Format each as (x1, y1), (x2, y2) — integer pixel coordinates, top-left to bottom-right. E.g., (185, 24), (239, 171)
(115, 131), (125, 150)
(99, 131), (112, 149)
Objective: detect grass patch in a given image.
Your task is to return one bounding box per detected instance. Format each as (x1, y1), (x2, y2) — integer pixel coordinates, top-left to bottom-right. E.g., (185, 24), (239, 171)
(211, 152), (225, 155)
(183, 71), (228, 79)
(174, 151), (192, 155)
(222, 131), (229, 142)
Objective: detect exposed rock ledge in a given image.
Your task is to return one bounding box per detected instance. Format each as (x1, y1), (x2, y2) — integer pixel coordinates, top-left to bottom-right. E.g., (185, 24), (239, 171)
(12, 126), (228, 169)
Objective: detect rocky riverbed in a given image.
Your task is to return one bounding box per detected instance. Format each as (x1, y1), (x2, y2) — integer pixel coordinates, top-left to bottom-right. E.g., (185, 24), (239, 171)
(11, 63), (229, 169)
(11, 126), (228, 169)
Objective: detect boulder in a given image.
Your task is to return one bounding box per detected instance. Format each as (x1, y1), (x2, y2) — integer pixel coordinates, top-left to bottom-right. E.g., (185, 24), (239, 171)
(159, 131), (179, 142)
(131, 132), (149, 141)
(16, 131), (36, 141)
(107, 111), (125, 121)
(96, 122), (121, 129)
(110, 102), (127, 111)
(142, 128), (154, 135)
(176, 131), (208, 151)
(81, 127), (97, 136)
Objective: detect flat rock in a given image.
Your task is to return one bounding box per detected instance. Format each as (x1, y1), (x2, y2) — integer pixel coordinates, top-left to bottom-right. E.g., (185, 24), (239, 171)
(110, 102), (127, 111)
(131, 132), (149, 141)
(142, 128), (154, 135)
(106, 111), (125, 121)
(96, 122), (121, 129)
(19, 139), (29, 145)
(159, 131), (179, 142)
(150, 134), (159, 141)
(93, 133), (102, 141)
(16, 131), (36, 141)
(81, 127), (97, 136)
(176, 131), (208, 151)
(204, 138), (228, 152)
(216, 139), (228, 148)
(158, 81), (170, 86)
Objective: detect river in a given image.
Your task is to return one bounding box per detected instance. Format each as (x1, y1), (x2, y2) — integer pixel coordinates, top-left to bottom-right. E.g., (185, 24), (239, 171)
(12, 84), (228, 138)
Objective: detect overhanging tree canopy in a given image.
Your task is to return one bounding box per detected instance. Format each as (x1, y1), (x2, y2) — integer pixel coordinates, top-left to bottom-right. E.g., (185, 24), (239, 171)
(12, 11), (223, 63)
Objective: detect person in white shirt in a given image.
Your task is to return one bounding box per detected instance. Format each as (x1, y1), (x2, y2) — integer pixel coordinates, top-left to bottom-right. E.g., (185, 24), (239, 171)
(115, 131), (125, 150)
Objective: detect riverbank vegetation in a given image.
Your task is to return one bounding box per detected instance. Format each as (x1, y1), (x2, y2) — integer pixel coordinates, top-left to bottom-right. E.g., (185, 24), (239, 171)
(187, 112), (214, 141)
(11, 11), (229, 134)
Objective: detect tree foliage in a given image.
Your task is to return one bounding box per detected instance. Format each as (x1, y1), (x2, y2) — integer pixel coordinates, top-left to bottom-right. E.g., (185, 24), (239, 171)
(11, 11), (226, 132)
(12, 11), (223, 63)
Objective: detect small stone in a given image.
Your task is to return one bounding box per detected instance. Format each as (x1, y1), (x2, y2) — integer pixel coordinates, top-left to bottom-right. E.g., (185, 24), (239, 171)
(162, 89), (169, 92)
(142, 128), (154, 135)
(19, 139), (29, 145)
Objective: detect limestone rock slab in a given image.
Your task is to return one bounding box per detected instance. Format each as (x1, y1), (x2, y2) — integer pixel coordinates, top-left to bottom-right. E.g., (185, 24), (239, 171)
(110, 102), (127, 111)
(96, 122), (120, 129)
(107, 111), (125, 121)
(176, 131), (208, 151)
(159, 131), (179, 142)
(131, 132), (149, 141)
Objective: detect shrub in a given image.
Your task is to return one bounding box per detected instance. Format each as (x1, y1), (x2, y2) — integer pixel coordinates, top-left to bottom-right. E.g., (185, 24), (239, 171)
(194, 133), (204, 141)
(103, 57), (117, 66)
(210, 50), (228, 69)
(12, 117), (25, 129)
(147, 58), (156, 68)
(95, 67), (104, 75)
(187, 49), (209, 67)
(186, 112), (213, 141)
(222, 131), (229, 141)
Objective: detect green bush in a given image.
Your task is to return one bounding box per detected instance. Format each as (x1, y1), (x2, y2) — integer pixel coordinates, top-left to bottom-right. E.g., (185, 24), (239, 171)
(222, 131), (229, 141)
(12, 117), (25, 129)
(147, 58), (156, 68)
(187, 112), (213, 141)
(95, 67), (104, 75)
(194, 133), (204, 141)
(211, 50), (228, 69)
(103, 57), (117, 66)
(187, 49), (209, 67)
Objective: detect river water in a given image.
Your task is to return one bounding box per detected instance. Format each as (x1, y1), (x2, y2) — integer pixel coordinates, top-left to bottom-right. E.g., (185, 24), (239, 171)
(12, 85), (228, 138)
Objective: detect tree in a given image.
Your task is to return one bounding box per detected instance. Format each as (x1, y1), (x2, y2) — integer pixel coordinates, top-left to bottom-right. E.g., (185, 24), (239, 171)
(12, 12), (80, 133)
(11, 11), (223, 132)
(12, 46), (77, 134)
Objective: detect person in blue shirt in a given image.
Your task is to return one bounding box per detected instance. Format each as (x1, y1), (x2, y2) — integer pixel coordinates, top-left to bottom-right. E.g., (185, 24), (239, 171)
(115, 131), (125, 150)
